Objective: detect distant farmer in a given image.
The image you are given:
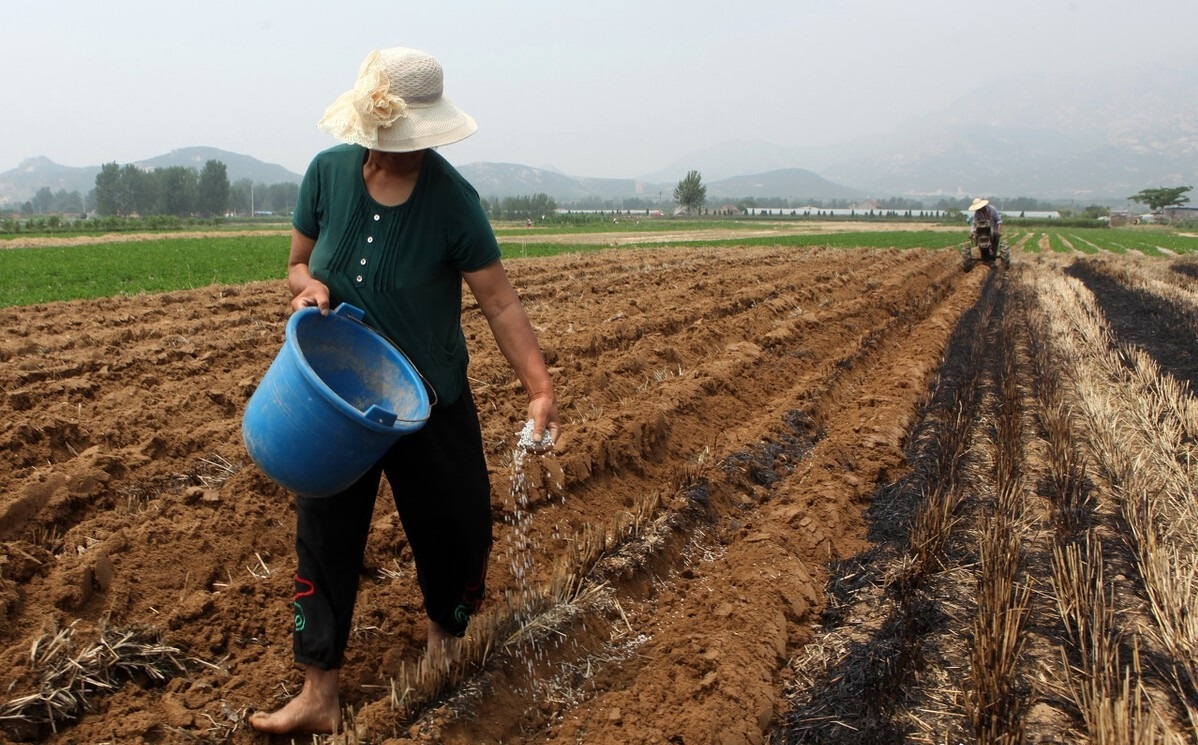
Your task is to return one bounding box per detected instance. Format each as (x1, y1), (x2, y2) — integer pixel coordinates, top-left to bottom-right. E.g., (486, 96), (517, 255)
(968, 197), (1002, 243)
(249, 46), (560, 736)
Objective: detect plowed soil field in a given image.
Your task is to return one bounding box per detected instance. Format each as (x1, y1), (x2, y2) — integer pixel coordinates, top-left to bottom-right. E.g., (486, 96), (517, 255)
(3, 242), (1198, 744)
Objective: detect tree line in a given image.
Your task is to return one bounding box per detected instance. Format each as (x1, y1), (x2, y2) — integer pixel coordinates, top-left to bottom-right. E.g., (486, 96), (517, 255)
(481, 193), (557, 219)
(9, 160), (299, 219)
(93, 160), (298, 218)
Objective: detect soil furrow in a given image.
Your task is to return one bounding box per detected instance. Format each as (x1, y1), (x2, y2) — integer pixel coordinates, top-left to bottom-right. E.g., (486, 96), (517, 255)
(777, 267), (1000, 743)
(389, 253), (981, 743)
(1065, 258), (1198, 395)
(2, 244), (1194, 744)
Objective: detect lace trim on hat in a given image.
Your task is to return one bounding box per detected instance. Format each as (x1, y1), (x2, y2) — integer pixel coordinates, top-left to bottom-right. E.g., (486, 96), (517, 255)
(318, 51), (409, 148)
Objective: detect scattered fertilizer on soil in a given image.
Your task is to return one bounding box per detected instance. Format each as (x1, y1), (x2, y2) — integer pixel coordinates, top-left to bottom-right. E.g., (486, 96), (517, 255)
(503, 419), (556, 677)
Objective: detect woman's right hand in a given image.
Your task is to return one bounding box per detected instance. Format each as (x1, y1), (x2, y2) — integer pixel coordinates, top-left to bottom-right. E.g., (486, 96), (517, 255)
(523, 392), (560, 455)
(287, 230), (328, 315)
(291, 278), (331, 315)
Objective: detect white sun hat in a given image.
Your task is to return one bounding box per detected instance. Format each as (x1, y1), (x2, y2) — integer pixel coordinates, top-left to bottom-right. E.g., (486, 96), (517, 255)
(969, 198), (990, 211)
(317, 47), (478, 152)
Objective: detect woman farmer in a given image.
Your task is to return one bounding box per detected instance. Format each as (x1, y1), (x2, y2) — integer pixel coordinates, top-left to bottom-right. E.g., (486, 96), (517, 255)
(250, 47), (560, 735)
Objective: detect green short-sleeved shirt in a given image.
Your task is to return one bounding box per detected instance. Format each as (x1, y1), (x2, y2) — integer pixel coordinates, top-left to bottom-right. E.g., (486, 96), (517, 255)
(293, 145), (501, 404)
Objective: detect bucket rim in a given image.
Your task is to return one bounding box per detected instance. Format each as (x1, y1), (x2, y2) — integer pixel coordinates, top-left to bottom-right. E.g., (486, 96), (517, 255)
(285, 306), (431, 433)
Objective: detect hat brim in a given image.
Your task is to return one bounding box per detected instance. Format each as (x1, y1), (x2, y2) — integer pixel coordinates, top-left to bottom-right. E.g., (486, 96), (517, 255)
(318, 93), (477, 152)
(969, 199), (989, 211)
(375, 97), (477, 152)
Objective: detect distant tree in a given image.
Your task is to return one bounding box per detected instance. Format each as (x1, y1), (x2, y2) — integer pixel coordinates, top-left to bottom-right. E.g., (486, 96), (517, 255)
(50, 189), (83, 214)
(94, 162), (122, 216)
(30, 187), (53, 214)
(498, 192), (556, 219)
(91, 163), (149, 216)
(262, 182), (299, 214)
(196, 160), (230, 217)
(673, 170), (706, 215)
(226, 179), (299, 216)
(530, 192), (556, 218)
(153, 166), (198, 217)
(229, 178), (254, 216)
(1004, 196), (1058, 212)
(1129, 186), (1192, 213)
(119, 164), (150, 215)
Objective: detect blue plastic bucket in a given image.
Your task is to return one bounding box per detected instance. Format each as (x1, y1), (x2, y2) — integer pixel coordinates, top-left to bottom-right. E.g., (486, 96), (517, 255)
(242, 303), (431, 497)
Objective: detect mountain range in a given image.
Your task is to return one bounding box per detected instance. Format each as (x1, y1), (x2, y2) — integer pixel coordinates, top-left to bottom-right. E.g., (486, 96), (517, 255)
(1, 65), (1194, 207)
(0, 149), (864, 208)
(452, 162), (862, 204)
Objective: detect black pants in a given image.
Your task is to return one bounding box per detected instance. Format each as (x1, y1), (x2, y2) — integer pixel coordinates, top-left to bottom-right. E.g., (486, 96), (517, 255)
(291, 389), (492, 670)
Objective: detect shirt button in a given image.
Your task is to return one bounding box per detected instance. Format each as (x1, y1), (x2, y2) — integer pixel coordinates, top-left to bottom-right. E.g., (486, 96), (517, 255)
(367, 236), (374, 244)
(373, 214), (381, 221)
(359, 258), (367, 265)
(355, 275), (364, 283)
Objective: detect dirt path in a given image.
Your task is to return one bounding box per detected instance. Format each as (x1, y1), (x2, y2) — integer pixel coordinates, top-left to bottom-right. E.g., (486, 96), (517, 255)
(504, 221), (958, 247)
(0, 229), (290, 249)
(0, 221), (956, 250)
(505, 226), (805, 245)
(1, 246), (1195, 744)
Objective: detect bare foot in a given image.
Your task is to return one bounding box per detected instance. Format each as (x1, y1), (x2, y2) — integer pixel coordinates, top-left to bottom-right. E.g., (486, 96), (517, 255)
(422, 620), (462, 681)
(249, 666), (341, 735)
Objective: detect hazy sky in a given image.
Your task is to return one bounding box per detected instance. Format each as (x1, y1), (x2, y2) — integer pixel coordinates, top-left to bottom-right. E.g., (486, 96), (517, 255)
(2, 0), (1195, 180)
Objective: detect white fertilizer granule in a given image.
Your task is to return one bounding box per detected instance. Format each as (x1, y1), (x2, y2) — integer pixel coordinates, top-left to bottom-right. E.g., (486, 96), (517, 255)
(516, 419), (553, 450)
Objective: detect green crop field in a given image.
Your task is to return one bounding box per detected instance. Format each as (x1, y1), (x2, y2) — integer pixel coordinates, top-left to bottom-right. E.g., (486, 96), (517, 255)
(1002, 226), (1198, 257)
(2, 221), (1196, 309)
(0, 236), (290, 308)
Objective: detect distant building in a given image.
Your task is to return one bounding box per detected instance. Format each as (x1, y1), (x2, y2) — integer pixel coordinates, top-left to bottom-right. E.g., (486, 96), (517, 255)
(1163, 206), (1198, 223)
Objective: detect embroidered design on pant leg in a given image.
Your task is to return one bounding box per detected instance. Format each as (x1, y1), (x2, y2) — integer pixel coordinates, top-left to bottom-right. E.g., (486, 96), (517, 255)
(454, 554), (490, 627)
(293, 574), (316, 632)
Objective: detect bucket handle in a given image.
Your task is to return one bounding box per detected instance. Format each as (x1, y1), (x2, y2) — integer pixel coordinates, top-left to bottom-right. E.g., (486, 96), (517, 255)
(333, 303), (439, 423)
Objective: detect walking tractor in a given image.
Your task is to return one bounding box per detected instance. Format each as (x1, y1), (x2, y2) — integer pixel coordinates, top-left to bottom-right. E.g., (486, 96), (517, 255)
(962, 215), (1010, 271)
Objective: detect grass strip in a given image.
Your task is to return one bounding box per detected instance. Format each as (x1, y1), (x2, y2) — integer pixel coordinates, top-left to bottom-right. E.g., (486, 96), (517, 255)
(1048, 234), (1073, 254)
(0, 236), (288, 307)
